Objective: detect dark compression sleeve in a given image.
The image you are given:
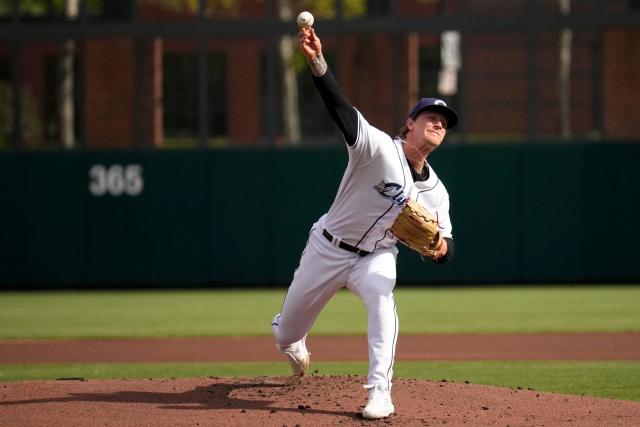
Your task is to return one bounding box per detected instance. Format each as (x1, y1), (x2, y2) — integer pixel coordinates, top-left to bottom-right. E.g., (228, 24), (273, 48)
(433, 237), (455, 264)
(312, 67), (359, 146)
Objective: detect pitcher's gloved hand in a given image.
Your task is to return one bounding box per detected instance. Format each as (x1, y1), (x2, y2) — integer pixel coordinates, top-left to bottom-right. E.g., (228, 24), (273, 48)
(391, 198), (442, 260)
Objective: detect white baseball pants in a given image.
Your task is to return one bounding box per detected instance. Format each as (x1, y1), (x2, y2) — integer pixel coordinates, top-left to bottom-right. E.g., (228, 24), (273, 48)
(272, 219), (399, 389)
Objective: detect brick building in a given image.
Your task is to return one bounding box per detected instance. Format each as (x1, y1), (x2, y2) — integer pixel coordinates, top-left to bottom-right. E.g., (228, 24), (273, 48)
(0, 0), (638, 149)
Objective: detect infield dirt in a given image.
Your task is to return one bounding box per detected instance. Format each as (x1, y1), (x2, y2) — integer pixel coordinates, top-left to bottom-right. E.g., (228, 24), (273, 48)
(1, 333), (639, 426)
(2, 375), (640, 426)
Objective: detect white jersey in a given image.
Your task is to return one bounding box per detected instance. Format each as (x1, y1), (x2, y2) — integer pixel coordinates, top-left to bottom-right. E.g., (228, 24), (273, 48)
(322, 110), (453, 253)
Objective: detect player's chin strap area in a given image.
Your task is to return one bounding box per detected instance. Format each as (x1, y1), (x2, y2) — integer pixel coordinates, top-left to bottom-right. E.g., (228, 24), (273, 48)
(322, 229), (371, 257)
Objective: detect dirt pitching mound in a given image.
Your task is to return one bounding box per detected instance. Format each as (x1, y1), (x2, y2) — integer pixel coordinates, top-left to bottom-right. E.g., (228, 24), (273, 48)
(2, 375), (639, 426)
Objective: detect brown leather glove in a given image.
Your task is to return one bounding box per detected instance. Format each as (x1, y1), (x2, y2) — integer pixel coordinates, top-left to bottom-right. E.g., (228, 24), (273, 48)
(391, 198), (442, 258)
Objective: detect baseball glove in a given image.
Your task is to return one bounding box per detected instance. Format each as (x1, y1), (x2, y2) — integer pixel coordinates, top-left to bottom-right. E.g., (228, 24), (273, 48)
(391, 198), (442, 258)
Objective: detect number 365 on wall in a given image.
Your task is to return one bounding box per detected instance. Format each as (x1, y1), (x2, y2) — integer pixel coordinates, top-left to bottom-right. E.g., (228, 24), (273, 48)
(88, 164), (144, 197)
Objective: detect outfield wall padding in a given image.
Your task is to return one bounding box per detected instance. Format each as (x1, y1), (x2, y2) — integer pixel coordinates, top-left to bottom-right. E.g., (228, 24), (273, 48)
(1, 143), (638, 287)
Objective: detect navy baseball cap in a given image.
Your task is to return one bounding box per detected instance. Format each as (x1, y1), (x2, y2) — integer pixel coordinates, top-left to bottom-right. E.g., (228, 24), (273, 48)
(408, 97), (459, 129)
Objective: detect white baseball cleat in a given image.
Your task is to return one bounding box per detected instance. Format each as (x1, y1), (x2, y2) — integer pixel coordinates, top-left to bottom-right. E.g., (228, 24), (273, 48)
(362, 384), (395, 419)
(276, 337), (310, 377)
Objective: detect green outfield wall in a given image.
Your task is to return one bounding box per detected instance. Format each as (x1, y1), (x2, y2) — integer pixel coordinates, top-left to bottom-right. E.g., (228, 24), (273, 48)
(1, 143), (638, 288)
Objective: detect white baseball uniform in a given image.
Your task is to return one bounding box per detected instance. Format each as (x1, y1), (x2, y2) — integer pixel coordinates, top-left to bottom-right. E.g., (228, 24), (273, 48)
(272, 108), (453, 389)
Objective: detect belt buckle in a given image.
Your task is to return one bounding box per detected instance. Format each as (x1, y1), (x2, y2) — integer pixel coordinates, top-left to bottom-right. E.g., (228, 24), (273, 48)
(324, 229), (340, 248)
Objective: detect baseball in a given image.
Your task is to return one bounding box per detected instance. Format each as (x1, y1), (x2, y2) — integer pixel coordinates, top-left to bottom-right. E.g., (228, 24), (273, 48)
(296, 11), (314, 28)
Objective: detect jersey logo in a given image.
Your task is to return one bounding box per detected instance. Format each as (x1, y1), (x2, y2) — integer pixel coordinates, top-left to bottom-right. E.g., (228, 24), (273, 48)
(373, 181), (407, 205)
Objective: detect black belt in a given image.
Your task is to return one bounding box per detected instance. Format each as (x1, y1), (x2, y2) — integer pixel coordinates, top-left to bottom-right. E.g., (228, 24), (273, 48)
(322, 229), (370, 256)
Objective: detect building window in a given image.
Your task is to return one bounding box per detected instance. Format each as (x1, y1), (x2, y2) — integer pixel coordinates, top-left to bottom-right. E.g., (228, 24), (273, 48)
(163, 53), (196, 138)
(43, 53), (81, 147)
(419, 44), (441, 98)
(209, 52), (227, 139)
(163, 51), (227, 146)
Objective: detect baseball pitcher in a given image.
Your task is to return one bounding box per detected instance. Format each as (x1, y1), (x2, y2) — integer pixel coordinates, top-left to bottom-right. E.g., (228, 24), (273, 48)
(272, 16), (458, 420)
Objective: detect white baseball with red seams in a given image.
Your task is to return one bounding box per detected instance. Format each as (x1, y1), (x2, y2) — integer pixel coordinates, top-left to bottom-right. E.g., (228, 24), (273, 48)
(272, 109), (452, 390)
(296, 11), (314, 28)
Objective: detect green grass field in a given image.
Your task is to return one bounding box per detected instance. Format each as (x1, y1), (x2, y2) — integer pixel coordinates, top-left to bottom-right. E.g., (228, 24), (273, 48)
(1, 286), (638, 338)
(1, 286), (639, 401)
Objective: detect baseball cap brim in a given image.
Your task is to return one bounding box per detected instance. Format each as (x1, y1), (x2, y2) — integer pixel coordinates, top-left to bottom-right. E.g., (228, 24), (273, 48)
(409, 98), (459, 129)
